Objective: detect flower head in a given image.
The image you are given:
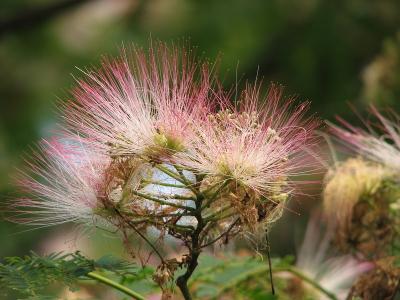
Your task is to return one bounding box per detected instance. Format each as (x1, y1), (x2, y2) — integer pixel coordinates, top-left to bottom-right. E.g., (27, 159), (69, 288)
(64, 44), (213, 160)
(328, 108), (400, 258)
(13, 139), (112, 227)
(177, 84), (320, 228)
(323, 157), (390, 226)
(293, 214), (373, 300)
(330, 107), (400, 171)
(349, 257), (400, 299)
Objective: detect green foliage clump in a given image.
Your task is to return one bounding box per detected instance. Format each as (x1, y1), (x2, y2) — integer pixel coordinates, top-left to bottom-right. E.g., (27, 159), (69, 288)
(190, 254), (294, 300)
(0, 251), (138, 299)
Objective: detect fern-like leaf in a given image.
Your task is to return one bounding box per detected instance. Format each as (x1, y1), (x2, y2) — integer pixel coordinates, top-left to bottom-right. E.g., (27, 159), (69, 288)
(0, 251), (139, 298)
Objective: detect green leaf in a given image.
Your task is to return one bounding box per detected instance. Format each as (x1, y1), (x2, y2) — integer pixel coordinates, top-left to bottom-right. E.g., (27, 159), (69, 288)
(94, 254), (137, 275)
(0, 251), (140, 299)
(190, 254), (291, 299)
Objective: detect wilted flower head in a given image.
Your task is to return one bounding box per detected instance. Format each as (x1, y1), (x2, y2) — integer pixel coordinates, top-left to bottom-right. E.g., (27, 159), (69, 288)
(349, 257), (400, 300)
(323, 157), (390, 226)
(13, 139), (112, 227)
(178, 84), (320, 229)
(323, 158), (399, 258)
(327, 109), (400, 258)
(64, 43), (213, 160)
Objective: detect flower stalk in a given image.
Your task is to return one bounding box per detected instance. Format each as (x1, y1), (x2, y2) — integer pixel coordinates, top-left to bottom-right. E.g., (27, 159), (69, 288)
(86, 272), (145, 300)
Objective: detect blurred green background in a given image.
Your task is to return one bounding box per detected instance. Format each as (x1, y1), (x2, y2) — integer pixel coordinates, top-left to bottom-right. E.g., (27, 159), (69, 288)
(1, 0), (400, 271)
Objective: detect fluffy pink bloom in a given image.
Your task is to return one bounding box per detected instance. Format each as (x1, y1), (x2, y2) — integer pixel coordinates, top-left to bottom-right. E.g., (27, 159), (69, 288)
(13, 139), (111, 227)
(330, 107), (400, 171)
(177, 84), (320, 198)
(294, 214), (373, 300)
(63, 44), (213, 159)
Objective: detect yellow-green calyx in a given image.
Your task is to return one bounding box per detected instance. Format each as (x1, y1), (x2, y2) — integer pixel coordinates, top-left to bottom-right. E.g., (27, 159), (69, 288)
(141, 131), (185, 160)
(153, 131), (185, 153)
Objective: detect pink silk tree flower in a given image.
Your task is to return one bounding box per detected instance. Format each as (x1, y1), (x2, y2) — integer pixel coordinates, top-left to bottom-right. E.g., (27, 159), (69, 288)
(12, 139), (113, 227)
(293, 215), (373, 300)
(176, 84), (320, 228)
(63, 44), (214, 160)
(330, 107), (400, 171)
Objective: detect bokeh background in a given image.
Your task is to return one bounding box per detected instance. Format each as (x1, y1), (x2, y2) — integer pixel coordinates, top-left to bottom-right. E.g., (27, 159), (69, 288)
(1, 0), (400, 297)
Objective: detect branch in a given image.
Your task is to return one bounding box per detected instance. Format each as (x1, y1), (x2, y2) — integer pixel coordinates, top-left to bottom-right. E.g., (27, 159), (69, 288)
(155, 164), (198, 195)
(203, 204), (234, 222)
(142, 180), (187, 188)
(131, 190), (195, 211)
(202, 179), (230, 208)
(176, 181), (206, 300)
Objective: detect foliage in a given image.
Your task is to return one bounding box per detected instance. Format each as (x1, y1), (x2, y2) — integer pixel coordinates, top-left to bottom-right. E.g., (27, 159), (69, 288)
(0, 251), (141, 298)
(190, 254), (293, 299)
(120, 266), (159, 296)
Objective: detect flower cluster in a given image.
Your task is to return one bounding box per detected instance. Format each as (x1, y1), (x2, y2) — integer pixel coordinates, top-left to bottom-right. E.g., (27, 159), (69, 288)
(14, 45), (319, 267)
(13, 44), (318, 299)
(15, 43), (400, 300)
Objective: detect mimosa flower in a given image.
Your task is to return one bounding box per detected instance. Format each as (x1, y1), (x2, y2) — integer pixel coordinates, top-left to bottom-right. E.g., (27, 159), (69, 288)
(292, 215), (373, 300)
(330, 107), (400, 171)
(12, 138), (197, 231)
(323, 159), (399, 258)
(177, 84), (320, 228)
(13, 139), (112, 227)
(64, 44), (213, 160)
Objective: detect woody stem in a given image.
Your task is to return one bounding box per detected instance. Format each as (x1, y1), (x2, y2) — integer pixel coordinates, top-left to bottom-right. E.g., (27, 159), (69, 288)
(176, 192), (206, 300)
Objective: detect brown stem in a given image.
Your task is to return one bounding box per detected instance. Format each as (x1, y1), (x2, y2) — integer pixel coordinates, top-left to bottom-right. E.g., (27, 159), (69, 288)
(266, 229), (275, 295)
(176, 250), (201, 300)
(176, 193), (205, 299)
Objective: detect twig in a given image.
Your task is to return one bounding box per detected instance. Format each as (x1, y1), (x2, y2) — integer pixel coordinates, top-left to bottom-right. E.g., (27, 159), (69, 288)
(203, 204), (234, 221)
(266, 229), (275, 295)
(114, 208), (166, 265)
(131, 190), (195, 211)
(201, 218), (240, 248)
(142, 180), (187, 188)
(202, 180), (231, 208)
(155, 164), (198, 195)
